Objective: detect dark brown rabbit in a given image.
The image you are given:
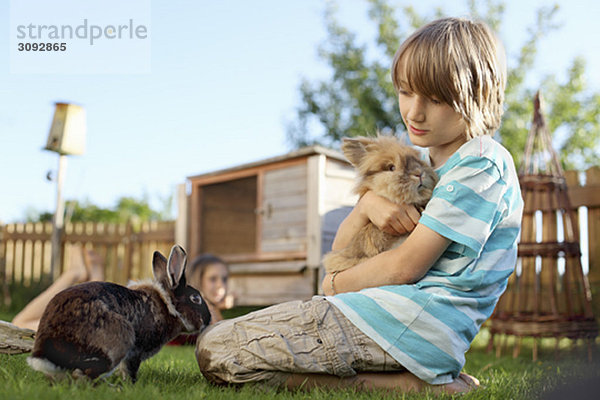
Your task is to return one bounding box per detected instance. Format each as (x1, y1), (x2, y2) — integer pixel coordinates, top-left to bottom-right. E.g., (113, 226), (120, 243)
(323, 135), (438, 273)
(27, 245), (211, 382)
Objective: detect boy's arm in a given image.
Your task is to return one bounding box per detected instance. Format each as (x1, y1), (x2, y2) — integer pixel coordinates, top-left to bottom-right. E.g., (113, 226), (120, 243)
(332, 191), (422, 251)
(323, 224), (450, 295)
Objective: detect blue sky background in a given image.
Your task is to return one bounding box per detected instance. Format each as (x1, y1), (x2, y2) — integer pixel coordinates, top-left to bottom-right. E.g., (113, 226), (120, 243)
(1, 0), (599, 223)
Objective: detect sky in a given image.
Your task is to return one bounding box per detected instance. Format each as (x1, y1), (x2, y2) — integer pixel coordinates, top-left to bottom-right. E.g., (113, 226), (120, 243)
(1, 0), (599, 223)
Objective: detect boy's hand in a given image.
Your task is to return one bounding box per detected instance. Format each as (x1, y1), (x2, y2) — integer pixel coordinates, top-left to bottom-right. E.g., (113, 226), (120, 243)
(358, 191), (421, 235)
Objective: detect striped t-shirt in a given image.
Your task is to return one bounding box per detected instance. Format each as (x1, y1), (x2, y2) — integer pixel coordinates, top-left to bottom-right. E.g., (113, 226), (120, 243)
(327, 135), (523, 384)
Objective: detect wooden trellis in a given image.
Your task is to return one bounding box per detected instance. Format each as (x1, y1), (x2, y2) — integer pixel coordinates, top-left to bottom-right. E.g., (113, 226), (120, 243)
(487, 92), (598, 360)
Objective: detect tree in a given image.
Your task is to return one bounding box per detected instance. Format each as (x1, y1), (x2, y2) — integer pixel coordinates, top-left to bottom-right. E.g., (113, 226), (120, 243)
(287, 0), (600, 170)
(543, 58), (600, 169)
(25, 195), (172, 224)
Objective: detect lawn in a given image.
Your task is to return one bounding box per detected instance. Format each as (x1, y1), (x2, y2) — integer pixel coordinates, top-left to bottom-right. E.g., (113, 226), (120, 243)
(1, 305), (598, 400)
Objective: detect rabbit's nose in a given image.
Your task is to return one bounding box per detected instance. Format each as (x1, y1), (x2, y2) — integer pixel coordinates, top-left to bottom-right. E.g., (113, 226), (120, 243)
(412, 172), (423, 186)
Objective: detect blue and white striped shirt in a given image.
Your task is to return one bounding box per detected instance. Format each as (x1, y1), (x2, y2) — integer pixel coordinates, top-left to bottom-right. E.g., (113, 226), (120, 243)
(327, 135), (523, 384)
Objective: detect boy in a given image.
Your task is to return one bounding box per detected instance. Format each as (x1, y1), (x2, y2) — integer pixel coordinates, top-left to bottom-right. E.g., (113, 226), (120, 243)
(196, 17), (523, 395)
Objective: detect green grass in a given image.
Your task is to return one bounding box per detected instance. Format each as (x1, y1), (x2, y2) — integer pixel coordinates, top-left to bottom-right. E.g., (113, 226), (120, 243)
(1, 325), (598, 400)
(2, 288), (598, 399)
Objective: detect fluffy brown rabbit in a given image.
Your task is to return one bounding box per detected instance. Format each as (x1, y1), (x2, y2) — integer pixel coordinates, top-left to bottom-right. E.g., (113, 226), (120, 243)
(27, 245), (211, 382)
(323, 135), (438, 273)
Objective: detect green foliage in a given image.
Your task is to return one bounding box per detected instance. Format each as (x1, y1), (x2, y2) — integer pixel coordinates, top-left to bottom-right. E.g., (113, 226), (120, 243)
(25, 194), (173, 224)
(543, 57), (600, 169)
(287, 0), (401, 147)
(288, 0), (600, 170)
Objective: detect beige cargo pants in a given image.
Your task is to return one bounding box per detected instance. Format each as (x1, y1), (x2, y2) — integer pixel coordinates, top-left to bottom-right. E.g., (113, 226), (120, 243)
(195, 297), (404, 387)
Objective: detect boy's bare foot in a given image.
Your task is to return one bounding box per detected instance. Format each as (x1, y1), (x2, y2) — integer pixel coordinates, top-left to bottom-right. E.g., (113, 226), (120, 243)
(65, 245), (89, 283)
(439, 373), (480, 394)
(82, 248), (105, 281)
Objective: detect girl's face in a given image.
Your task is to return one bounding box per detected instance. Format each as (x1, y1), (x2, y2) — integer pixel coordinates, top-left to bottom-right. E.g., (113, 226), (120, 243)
(199, 263), (228, 305)
(397, 84), (467, 168)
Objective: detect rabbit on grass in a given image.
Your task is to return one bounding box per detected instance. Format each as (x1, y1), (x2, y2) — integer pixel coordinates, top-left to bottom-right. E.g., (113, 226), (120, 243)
(27, 245), (211, 383)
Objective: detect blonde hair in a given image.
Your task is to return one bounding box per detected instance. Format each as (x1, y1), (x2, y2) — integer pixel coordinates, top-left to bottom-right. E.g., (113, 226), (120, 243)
(391, 17), (507, 139)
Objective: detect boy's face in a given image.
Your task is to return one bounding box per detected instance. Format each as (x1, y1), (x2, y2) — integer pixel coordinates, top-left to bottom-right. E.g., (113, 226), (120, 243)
(397, 84), (467, 161)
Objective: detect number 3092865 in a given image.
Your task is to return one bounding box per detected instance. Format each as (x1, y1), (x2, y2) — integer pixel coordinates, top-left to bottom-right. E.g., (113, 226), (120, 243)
(18, 42), (67, 51)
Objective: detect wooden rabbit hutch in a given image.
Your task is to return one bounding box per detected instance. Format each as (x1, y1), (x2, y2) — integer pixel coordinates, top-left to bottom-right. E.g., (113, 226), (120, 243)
(186, 146), (357, 305)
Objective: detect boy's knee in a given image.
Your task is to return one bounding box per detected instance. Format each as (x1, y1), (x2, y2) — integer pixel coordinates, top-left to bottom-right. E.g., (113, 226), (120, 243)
(196, 327), (219, 366)
(195, 323), (234, 385)
(194, 320), (288, 387)
(195, 333), (213, 372)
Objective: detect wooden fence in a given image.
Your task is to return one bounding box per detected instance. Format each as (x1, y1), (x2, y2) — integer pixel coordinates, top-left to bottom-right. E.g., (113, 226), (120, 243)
(566, 167), (600, 318)
(0, 167), (599, 310)
(0, 220), (175, 301)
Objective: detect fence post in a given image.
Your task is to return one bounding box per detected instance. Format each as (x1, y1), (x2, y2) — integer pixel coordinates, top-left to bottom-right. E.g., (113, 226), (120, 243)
(586, 166), (600, 318)
(123, 221), (133, 283)
(0, 222), (10, 308)
(175, 183), (189, 251)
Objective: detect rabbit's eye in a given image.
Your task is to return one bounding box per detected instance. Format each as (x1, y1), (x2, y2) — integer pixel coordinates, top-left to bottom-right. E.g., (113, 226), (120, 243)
(190, 294), (203, 305)
(388, 164), (396, 171)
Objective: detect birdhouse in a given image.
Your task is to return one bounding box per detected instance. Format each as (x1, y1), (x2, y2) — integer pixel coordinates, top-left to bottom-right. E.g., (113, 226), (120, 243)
(44, 103), (86, 155)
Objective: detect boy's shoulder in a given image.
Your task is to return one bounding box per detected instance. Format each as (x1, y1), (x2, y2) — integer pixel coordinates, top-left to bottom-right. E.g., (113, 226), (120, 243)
(449, 135), (517, 178)
(457, 135), (510, 159)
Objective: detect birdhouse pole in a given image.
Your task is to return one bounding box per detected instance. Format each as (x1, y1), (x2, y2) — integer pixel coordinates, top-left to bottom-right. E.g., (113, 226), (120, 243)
(44, 102), (86, 280)
(50, 154), (68, 279)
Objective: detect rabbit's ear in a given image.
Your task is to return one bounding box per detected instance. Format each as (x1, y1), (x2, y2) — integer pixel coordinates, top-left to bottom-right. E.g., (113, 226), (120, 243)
(152, 251), (169, 286)
(342, 137), (373, 167)
(166, 245), (187, 290)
